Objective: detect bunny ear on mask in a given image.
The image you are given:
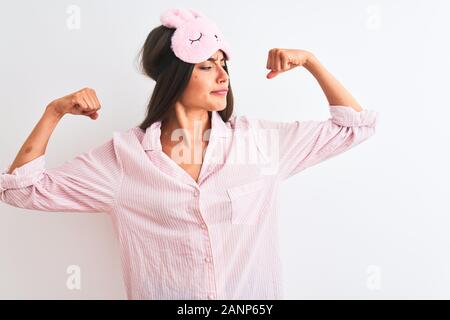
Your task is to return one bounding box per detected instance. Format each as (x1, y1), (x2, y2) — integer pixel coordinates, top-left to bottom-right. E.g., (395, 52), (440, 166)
(160, 8), (199, 28)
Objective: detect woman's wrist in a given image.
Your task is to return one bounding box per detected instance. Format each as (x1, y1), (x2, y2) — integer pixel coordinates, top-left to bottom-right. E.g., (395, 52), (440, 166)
(304, 52), (319, 72)
(45, 100), (65, 120)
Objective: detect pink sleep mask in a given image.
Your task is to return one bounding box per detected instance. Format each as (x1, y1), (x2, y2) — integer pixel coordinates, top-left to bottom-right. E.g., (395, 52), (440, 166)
(160, 8), (232, 64)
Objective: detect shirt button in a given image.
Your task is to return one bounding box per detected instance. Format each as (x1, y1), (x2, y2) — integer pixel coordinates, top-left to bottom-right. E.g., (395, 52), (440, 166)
(200, 223), (207, 229)
(193, 190), (199, 197)
(208, 293), (216, 300)
(205, 257), (212, 263)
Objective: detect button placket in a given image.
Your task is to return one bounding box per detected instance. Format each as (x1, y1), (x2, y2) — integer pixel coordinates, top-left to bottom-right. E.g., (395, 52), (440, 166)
(201, 234), (216, 301)
(193, 189), (217, 300)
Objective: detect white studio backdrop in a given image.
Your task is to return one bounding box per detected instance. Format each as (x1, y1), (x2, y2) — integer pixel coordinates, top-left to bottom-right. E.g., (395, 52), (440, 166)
(1, 0), (449, 299)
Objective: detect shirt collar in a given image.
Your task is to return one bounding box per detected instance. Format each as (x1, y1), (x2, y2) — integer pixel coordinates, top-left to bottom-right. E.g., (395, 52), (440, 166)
(142, 110), (230, 151)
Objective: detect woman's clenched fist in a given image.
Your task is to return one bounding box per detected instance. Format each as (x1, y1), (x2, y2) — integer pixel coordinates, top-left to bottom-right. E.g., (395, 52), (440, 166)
(49, 87), (102, 120)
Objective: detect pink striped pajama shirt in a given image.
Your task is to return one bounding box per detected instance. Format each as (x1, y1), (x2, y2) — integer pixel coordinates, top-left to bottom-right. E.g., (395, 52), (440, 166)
(0, 105), (378, 299)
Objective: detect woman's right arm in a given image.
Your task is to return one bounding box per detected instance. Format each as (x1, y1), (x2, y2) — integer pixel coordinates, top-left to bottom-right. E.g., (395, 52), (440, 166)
(7, 103), (63, 174)
(8, 87), (101, 174)
(1, 88), (122, 214)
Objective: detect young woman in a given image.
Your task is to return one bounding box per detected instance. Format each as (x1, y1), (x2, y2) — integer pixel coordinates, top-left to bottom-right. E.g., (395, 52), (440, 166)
(0, 8), (378, 300)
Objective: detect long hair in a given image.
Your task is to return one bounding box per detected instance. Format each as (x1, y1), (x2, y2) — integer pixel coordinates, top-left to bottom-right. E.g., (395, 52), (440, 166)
(136, 25), (234, 131)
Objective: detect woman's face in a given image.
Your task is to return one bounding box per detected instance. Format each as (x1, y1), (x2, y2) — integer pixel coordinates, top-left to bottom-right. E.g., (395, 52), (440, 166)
(178, 50), (229, 112)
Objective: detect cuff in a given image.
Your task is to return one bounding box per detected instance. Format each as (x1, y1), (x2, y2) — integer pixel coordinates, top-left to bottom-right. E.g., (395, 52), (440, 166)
(329, 105), (378, 127)
(0, 155), (46, 192)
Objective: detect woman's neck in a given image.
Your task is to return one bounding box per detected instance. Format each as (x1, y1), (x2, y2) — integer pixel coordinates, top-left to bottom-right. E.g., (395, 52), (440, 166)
(160, 106), (211, 150)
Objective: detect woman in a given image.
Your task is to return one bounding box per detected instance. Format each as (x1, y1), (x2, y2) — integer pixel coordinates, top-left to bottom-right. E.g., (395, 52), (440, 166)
(0, 8), (378, 299)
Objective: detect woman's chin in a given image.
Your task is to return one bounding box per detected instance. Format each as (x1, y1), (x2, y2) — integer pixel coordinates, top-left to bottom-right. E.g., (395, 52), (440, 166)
(210, 104), (227, 112)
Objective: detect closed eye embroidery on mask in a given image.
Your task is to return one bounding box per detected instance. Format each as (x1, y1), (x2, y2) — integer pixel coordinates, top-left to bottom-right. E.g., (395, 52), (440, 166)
(189, 33), (220, 44)
(189, 33), (203, 44)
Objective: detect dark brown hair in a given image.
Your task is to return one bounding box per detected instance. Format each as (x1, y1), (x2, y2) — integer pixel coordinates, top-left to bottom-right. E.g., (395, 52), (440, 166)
(136, 25), (234, 131)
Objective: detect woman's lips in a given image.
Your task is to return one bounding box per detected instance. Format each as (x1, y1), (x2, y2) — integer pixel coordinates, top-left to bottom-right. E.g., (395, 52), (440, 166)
(211, 90), (228, 96)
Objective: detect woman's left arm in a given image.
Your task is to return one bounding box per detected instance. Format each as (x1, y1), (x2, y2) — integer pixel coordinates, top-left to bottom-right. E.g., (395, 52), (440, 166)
(263, 48), (378, 180)
(266, 48), (363, 112)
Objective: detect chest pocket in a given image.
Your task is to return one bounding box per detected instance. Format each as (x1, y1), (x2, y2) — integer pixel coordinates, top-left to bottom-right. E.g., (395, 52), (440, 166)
(226, 178), (272, 225)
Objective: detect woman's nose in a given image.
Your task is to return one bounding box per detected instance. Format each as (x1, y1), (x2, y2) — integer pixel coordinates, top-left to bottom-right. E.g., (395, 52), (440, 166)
(218, 68), (228, 81)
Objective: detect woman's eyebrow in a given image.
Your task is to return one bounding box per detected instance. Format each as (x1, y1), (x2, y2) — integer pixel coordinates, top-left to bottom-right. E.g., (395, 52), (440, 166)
(207, 57), (225, 62)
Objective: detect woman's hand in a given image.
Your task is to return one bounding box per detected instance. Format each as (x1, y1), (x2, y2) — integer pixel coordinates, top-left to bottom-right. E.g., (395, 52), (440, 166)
(49, 87), (102, 120)
(266, 49), (314, 79)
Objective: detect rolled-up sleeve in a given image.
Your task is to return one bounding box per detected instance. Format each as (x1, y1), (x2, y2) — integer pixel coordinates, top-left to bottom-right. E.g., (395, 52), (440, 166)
(0, 137), (123, 213)
(252, 105), (379, 180)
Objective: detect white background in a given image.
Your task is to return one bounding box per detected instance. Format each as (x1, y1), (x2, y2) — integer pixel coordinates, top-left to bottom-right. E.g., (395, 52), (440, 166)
(1, 0), (449, 299)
